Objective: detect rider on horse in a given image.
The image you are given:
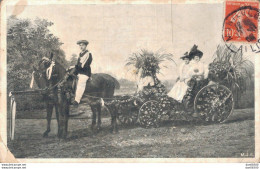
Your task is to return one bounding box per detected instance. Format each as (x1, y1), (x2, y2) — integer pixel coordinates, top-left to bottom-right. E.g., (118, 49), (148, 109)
(71, 40), (93, 106)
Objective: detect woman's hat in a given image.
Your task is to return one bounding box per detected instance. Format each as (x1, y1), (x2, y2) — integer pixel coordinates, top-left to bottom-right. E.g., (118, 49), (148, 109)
(189, 45), (203, 59)
(77, 40), (89, 45)
(180, 52), (191, 60)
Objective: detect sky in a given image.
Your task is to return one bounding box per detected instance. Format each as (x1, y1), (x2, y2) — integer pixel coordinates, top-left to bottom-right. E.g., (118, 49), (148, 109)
(7, 2), (252, 81)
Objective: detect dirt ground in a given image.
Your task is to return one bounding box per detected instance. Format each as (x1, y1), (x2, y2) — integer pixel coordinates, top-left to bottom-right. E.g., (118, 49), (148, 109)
(7, 108), (254, 158)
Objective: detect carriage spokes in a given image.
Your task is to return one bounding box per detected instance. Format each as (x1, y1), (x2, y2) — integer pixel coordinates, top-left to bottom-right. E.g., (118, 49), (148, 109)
(194, 84), (234, 123)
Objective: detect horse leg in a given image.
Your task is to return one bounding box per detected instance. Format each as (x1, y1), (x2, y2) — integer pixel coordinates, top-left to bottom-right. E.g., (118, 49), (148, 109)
(57, 106), (69, 139)
(63, 104), (69, 139)
(111, 111), (117, 133)
(108, 104), (118, 134)
(60, 112), (68, 139)
(97, 104), (102, 131)
(114, 108), (119, 133)
(64, 115), (68, 138)
(55, 105), (61, 137)
(112, 105), (119, 133)
(90, 105), (97, 131)
(108, 106), (114, 133)
(43, 103), (53, 137)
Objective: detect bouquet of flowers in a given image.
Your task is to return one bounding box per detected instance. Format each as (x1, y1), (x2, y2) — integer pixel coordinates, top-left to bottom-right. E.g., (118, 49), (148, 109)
(208, 61), (231, 83)
(207, 44), (254, 108)
(208, 44), (254, 90)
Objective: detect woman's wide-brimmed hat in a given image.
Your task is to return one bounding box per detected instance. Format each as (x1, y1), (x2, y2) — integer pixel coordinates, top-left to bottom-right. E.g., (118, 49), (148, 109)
(180, 52), (191, 60)
(189, 45), (203, 59)
(77, 40), (89, 46)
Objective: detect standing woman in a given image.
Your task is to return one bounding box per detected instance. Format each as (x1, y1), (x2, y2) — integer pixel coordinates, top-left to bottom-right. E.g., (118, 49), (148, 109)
(167, 52), (192, 102)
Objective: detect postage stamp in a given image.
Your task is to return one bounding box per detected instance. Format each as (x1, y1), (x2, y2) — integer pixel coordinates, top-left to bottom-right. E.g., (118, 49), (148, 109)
(223, 1), (259, 43)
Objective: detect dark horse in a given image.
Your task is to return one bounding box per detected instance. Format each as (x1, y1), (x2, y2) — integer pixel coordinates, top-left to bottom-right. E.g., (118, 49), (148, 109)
(32, 55), (120, 138)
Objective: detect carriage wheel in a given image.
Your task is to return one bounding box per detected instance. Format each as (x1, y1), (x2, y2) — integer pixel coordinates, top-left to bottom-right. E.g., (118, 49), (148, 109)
(138, 100), (161, 128)
(118, 107), (139, 126)
(194, 84), (234, 123)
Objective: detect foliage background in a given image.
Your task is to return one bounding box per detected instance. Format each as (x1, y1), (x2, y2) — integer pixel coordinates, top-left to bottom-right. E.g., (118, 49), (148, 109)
(7, 16), (69, 110)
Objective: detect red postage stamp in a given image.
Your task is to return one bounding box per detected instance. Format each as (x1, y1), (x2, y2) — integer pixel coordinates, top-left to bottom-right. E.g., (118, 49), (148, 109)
(224, 1), (259, 43)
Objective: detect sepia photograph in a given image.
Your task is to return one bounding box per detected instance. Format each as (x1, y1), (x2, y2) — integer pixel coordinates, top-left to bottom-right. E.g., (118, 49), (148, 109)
(0, 0), (259, 162)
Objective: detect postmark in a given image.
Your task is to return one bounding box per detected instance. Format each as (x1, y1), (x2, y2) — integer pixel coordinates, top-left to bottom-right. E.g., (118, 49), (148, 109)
(223, 1), (260, 53)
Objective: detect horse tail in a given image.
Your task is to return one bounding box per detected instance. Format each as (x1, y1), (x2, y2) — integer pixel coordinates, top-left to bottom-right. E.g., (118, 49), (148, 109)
(112, 77), (120, 89)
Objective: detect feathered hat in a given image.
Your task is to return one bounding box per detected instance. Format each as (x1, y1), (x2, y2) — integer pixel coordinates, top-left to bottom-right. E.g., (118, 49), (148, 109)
(189, 45), (203, 59)
(180, 52), (191, 60)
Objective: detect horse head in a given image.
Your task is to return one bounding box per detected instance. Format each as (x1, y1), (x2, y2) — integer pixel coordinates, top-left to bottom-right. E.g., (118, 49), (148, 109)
(30, 62), (49, 89)
(30, 53), (59, 89)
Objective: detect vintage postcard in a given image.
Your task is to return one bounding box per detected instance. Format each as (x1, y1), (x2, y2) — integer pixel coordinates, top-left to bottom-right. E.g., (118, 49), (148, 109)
(0, 0), (259, 163)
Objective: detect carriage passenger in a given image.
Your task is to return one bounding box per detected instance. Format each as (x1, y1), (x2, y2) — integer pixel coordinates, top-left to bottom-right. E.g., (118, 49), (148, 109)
(136, 68), (155, 92)
(189, 45), (209, 81)
(187, 45), (209, 117)
(167, 52), (193, 102)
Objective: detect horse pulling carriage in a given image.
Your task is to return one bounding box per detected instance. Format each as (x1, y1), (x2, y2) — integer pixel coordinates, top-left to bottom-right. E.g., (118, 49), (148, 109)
(9, 49), (235, 140)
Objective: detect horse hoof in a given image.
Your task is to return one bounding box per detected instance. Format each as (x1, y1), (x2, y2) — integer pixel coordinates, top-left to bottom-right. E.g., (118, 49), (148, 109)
(58, 134), (67, 140)
(113, 130), (119, 134)
(91, 125), (95, 131)
(97, 126), (101, 132)
(58, 137), (67, 142)
(43, 132), (49, 137)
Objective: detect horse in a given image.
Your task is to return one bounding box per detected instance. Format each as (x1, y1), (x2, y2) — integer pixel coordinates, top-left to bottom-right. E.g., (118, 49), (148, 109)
(31, 55), (120, 138)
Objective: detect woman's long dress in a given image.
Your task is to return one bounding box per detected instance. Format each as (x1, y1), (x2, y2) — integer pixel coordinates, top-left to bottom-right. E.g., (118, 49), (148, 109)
(167, 62), (192, 102)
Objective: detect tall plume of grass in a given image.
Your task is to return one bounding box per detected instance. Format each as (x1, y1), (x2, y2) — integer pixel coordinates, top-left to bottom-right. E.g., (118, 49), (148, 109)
(209, 44), (254, 106)
(125, 49), (175, 78)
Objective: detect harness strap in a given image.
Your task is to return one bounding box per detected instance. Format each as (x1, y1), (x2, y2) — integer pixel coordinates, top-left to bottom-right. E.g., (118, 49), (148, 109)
(30, 71), (35, 88)
(46, 61), (55, 80)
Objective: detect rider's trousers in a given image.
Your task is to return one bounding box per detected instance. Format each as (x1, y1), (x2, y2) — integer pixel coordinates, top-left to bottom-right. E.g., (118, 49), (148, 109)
(75, 74), (89, 103)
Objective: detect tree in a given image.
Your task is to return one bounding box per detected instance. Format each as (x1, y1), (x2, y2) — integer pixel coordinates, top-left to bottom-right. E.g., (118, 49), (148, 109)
(69, 53), (78, 66)
(7, 16), (68, 91)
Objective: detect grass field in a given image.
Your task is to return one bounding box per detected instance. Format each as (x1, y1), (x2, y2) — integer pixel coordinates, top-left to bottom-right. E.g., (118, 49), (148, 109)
(7, 108), (254, 158)
(7, 84), (255, 158)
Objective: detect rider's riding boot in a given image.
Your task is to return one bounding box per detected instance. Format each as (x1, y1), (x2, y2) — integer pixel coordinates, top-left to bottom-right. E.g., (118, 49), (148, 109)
(71, 100), (79, 107)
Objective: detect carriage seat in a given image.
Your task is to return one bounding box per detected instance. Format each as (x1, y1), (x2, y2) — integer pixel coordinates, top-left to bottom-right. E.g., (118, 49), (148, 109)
(182, 75), (209, 111)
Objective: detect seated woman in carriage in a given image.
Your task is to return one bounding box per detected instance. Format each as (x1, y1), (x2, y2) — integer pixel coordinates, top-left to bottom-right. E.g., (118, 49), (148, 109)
(167, 52), (193, 102)
(167, 45), (209, 116)
(168, 45), (208, 102)
(189, 45), (209, 82)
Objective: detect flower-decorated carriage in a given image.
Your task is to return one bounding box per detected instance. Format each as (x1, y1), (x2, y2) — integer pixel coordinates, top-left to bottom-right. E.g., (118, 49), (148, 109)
(116, 74), (234, 128)
(113, 48), (242, 128)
